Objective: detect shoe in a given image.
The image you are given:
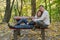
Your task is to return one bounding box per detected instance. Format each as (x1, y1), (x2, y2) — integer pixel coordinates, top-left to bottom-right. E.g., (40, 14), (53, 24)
(8, 23), (21, 29)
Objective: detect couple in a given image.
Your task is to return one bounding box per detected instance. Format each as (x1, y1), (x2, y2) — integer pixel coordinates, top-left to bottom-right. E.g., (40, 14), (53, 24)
(9, 5), (50, 29)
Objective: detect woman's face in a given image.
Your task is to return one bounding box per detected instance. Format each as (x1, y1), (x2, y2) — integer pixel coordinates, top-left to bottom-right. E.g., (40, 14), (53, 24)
(37, 11), (41, 17)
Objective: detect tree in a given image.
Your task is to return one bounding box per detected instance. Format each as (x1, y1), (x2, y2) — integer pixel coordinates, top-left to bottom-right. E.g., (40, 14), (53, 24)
(45, 0), (47, 10)
(31, 0), (36, 16)
(16, 0), (23, 16)
(19, 0), (23, 16)
(49, 0), (51, 22)
(3, 0), (15, 23)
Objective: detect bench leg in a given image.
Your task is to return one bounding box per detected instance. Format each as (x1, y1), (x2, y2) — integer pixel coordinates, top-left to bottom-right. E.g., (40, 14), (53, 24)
(17, 29), (20, 35)
(41, 29), (45, 40)
(13, 30), (18, 40)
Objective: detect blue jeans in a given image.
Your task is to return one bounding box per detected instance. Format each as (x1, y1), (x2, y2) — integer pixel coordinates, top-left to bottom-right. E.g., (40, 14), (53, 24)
(17, 18), (28, 25)
(15, 24), (34, 29)
(15, 18), (48, 29)
(15, 18), (34, 29)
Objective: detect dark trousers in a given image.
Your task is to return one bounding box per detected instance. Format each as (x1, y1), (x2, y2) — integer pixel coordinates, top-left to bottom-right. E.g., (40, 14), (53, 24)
(29, 21), (48, 28)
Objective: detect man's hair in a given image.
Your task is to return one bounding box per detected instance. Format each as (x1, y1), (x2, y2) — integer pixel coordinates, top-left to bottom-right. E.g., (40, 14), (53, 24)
(39, 5), (44, 7)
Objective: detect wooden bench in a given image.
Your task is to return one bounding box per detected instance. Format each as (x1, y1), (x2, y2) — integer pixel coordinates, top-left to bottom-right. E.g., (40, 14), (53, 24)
(8, 16), (48, 40)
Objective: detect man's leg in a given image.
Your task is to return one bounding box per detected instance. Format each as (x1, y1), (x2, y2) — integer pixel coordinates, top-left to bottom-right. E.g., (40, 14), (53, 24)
(34, 21), (48, 28)
(41, 24), (48, 28)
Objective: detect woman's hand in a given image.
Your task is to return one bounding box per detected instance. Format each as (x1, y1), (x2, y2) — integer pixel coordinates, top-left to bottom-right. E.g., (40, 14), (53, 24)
(29, 16), (34, 20)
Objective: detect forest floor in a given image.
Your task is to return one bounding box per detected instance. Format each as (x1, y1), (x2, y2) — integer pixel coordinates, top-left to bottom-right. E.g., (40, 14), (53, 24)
(0, 22), (60, 40)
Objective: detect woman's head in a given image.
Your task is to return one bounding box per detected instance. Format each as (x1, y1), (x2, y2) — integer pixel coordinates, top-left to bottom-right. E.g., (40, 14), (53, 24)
(37, 10), (42, 17)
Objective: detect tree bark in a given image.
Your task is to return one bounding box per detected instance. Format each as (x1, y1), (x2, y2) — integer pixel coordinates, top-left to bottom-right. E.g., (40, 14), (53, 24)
(31, 0), (36, 16)
(3, 0), (14, 23)
(3, 0), (10, 23)
(45, 0), (47, 10)
(16, 0), (23, 16)
(49, 0), (51, 22)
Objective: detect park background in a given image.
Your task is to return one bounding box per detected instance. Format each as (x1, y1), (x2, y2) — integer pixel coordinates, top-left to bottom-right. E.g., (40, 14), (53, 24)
(0, 0), (60, 40)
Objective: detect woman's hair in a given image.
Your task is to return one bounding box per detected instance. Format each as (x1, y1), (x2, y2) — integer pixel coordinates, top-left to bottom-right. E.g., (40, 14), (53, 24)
(36, 10), (42, 17)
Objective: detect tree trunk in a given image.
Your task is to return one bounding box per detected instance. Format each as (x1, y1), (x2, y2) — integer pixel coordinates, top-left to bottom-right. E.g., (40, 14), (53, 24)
(31, 0), (36, 16)
(45, 0), (47, 10)
(17, 0), (23, 16)
(49, 0), (51, 22)
(57, 5), (60, 22)
(3, 0), (14, 23)
(3, 0), (10, 23)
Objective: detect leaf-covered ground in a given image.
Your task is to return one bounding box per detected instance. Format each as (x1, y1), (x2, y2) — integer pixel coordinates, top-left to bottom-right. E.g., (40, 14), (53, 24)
(0, 22), (60, 40)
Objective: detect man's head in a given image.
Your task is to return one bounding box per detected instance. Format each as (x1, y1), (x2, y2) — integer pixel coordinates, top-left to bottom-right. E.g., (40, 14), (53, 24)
(39, 5), (45, 12)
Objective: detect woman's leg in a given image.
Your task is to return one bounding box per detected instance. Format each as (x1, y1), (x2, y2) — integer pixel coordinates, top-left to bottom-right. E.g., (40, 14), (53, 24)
(28, 21), (36, 25)
(15, 24), (34, 29)
(17, 18), (28, 25)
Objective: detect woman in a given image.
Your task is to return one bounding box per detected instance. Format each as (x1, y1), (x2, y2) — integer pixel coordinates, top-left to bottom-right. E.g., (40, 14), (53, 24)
(29, 10), (45, 28)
